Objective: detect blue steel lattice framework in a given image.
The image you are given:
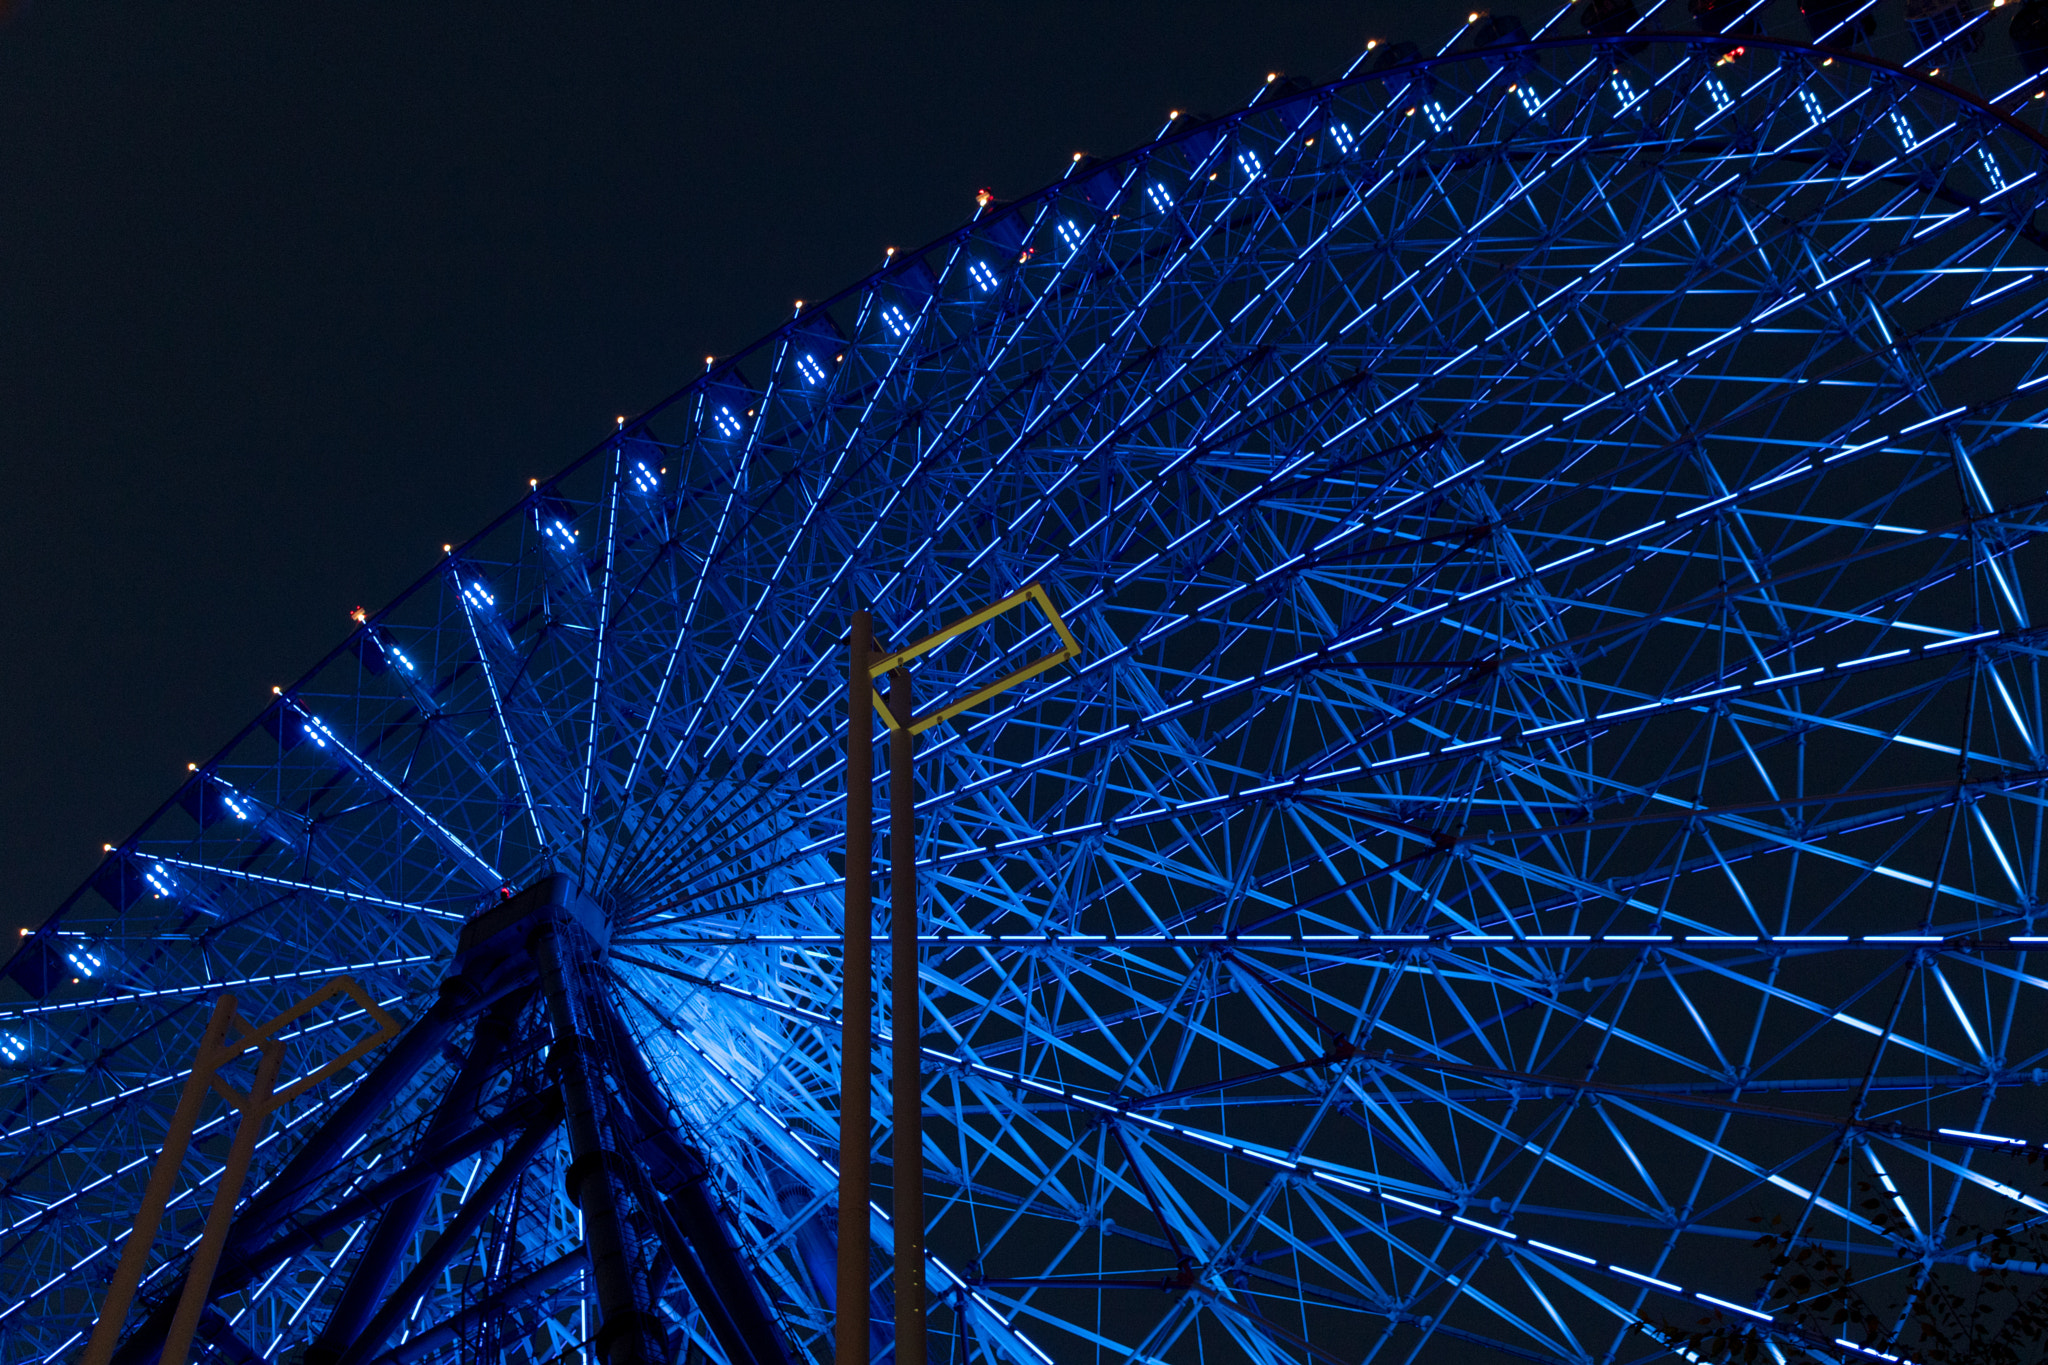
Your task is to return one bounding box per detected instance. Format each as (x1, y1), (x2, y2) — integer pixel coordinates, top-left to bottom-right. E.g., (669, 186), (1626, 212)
(8, 10), (2048, 1365)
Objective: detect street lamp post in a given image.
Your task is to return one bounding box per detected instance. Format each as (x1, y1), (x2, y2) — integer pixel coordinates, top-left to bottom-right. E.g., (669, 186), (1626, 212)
(837, 584), (1080, 1365)
(837, 611), (876, 1365)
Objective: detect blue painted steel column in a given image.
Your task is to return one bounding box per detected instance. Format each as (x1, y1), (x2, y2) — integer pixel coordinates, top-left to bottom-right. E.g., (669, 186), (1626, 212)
(304, 995), (519, 1364)
(596, 995), (793, 1365)
(330, 1117), (561, 1365)
(530, 914), (665, 1365)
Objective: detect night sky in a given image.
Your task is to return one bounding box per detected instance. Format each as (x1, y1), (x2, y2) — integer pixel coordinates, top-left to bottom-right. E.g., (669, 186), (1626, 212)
(1, 2), (1432, 938)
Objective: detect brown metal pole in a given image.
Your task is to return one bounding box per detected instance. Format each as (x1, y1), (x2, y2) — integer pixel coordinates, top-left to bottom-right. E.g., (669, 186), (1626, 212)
(837, 610), (874, 1365)
(890, 666), (925, 1365)
(81, 993), (240, 1365)
(161, 1040), (284, 1365)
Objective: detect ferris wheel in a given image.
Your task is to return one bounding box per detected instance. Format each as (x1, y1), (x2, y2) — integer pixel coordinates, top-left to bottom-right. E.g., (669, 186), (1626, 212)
(8, 6), (2048, 1364)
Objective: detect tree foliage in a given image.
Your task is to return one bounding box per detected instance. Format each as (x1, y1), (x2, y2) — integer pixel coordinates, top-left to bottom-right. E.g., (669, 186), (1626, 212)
(1637, 1152), (2048, 1363)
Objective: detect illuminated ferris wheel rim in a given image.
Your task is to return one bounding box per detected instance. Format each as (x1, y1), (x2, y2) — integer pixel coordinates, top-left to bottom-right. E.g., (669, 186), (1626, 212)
(40, 28), (2039, 937)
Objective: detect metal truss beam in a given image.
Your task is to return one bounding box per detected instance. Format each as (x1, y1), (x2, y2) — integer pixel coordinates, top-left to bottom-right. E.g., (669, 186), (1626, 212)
(368, 1249), (590, 1365)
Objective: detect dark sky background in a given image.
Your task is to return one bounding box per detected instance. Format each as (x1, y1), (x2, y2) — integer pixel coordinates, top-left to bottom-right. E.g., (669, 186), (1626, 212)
(1, 1), (1441, 939)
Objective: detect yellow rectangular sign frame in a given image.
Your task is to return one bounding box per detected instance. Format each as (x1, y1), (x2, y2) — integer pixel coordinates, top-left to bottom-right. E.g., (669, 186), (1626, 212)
(867, 582), (1081, 735)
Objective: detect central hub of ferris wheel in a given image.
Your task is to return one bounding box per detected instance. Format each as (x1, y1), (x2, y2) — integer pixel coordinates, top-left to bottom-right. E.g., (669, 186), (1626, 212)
(449, 873), (610, 982)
